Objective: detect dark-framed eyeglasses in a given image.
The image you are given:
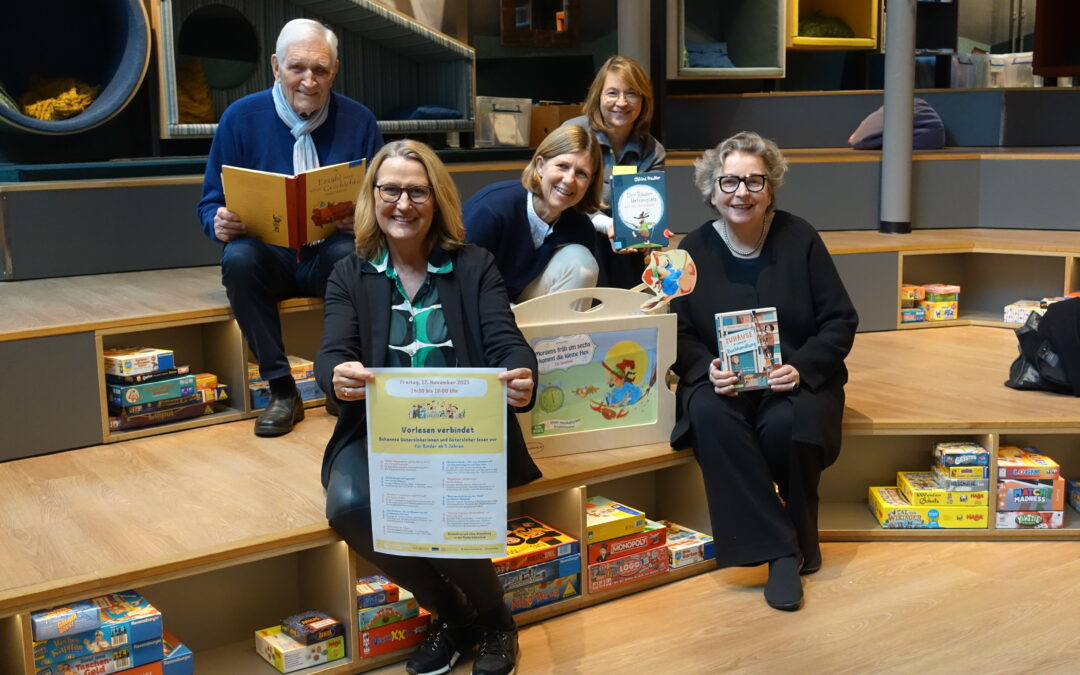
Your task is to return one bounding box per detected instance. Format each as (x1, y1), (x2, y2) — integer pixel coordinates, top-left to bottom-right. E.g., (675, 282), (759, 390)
(717, 174), (767, 193)
(375, 184), (433, 204)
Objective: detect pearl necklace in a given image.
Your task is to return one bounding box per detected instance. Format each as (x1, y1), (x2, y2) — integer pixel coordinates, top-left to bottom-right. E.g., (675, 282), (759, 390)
(719, 212), (771, 257)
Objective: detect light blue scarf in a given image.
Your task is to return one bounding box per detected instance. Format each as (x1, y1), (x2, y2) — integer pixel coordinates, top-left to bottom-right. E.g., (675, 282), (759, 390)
(272, 81), (330, 174)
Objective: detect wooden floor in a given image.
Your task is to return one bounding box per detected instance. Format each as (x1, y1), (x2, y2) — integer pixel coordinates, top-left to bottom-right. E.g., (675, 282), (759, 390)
(366, 539), (1080, 674)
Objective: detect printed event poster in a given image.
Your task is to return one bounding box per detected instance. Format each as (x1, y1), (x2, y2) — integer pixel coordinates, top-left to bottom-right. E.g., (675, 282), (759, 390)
(530, 328), (659, 436)
(366, 368), (508, 558)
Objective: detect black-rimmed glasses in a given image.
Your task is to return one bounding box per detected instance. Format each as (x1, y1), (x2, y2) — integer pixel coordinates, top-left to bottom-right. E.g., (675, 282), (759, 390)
(375, 184), (433, 204)
(717, 174), (767, 193)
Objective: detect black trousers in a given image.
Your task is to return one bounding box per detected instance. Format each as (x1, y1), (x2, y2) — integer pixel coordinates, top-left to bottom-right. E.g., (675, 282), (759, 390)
(325, 439), (509, 625)
(685, 387), (823, 568)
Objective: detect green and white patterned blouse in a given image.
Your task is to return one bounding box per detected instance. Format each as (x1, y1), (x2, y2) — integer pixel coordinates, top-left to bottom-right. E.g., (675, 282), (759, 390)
(369, 248), (457, 368)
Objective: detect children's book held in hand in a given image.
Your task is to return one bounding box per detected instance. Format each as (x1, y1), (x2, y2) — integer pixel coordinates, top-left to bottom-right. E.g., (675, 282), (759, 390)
(714, 307), (781, 391)
(611, 166), (668, 251)
(221, 159), (365, 249)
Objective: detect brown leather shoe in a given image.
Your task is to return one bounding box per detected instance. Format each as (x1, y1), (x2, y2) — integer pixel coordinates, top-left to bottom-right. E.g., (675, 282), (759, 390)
(254, 392), (304, 437)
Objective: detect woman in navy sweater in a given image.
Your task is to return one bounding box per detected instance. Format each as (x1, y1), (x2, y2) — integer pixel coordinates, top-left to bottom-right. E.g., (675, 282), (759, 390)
(462, 125), (605, 304)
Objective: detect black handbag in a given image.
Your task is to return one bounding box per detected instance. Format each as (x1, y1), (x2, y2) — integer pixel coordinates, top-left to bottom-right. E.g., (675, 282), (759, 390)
(1004, 307), (1074, 394)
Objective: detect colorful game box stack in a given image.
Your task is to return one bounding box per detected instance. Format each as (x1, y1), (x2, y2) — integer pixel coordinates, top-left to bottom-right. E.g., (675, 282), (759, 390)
(868, 441), (990, 528)
(31, 590), (192, 675)
(899, 284), (926, 323)
(493, 517), (581, 614)
(659, 520), (715, 568)
(255, 610), (346, 672)
(585, 496), (669, 592)
(918, 283), (960, 322)
(248, 355), (324, 409)
(996, 446), (1065, 529)
(1003, 299), (1045, 324)
(105, 347), (227, 431)
(355, 574), (432, 659)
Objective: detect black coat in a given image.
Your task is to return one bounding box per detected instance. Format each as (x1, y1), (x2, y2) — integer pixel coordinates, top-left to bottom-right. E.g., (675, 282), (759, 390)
(315, 244), (543, 488)
(670, 211), (859, 466)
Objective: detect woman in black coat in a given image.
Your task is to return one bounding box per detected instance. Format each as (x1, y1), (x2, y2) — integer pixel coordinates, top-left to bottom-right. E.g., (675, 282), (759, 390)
(670, 132), (858, 611)
(316, 139), (540, 675)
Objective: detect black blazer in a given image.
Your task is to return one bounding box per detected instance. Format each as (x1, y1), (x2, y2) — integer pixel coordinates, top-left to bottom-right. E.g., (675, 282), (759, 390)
(315, 244), (543, 488)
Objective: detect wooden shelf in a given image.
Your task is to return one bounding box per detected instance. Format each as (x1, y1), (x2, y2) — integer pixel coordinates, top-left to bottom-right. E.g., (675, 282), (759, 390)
(787, 0), (880, 51)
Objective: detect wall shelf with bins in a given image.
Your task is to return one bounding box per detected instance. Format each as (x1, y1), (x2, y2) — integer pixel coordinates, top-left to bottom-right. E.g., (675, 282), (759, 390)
(787, 0), (880, 50)
(666, 0), (786, 79)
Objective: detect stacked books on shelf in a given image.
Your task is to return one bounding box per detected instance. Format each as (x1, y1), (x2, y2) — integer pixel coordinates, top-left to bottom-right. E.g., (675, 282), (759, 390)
(493, 517), (581, 614)
(900, 283), (960, 323)
(355, 575), (431, 659)
(31, 590), (193, 675)
(255, 610), (346, 673)
(584, 496), (667, 592)
(104, 347), (228, 431)
(996, 446), (1065, 529)
(868, 441), (990, 528)
(248, 355), (323, 409)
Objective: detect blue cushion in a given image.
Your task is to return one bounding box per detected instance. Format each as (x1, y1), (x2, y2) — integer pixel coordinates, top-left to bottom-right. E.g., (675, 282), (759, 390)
(685, 41), (735, 69)
(384, 105), (464, 121)
(848, 98), (946, 150)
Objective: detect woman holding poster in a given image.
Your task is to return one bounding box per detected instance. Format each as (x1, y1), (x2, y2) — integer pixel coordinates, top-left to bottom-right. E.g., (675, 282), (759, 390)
(670, 132), (858, 612)
(316, 139), (540, 675)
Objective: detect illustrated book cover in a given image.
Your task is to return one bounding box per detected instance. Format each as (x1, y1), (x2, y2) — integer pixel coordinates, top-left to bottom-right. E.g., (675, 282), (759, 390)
(611, 167), (667, 251)
(714, 307), (781, 391)
(222, 159), (365, 249)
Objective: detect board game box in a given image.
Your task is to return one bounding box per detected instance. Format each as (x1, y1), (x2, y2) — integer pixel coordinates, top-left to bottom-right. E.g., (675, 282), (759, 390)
(503, 573), (580, 614)
(357, 588), (418, 631)
(931, 464), (990, 491)
(255, 625), (345, 673)
(247, 355), (314, 383)
(30, 600), (102, 642)
(356, 574), (400, 609)
(103, 347), (175, 377)
(896, 471), (989, 507)
(994, 511), (1064, 529)
(587, 546), (668, 592)
(585, 496), (646, 543)
(34, 591), (163, 669)
(162, 631), (194, 675)
(105, 365), (190, 386)
(35, 637), (163, 675)
(250, 376), (323, 409)
(659, 520), (715, 568)
(933, 463), (989, 480)
(359, 609), (431, 659)
(107, 374), (197, 408)
(280, 609), (344, 645)
(996, 476), (1065, 512)
(997, 446), (1061, 480)
(1069, 478), (1080, 514)
(586, 519), (665, 565)
(492, 516), (580, 574)
(498, 553), (581, 592)
(932, 442), (989, 467)
(868, 487), (988, 529)
(714, 307), (781, 391)
(108, 400), (214, 431)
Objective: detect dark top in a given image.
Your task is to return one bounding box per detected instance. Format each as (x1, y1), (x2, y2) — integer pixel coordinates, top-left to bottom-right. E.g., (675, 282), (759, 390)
(368, 248), (457, 367)
(670, 211), (859, 466)
(462, 180), (594, 302)
(314, 244), (543, 488)
(197, 89), (384, 242)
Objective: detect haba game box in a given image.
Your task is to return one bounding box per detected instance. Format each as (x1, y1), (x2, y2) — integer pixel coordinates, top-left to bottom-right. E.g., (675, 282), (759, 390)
(585, 496), (647, 542)
(714, 307), (781, 391)
(491, 516), (579, 574)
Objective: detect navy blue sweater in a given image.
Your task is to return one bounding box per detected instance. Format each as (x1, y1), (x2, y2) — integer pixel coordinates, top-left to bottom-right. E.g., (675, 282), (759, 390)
(462, 180), (594, 301)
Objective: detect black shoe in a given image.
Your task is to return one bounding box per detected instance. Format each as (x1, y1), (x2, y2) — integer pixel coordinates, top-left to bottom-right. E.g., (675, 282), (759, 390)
(472, 626), (518, 675)
(407, 620), (478, 675)
(325, 395), (340, 417)
(800, 547), (822, 576)
(764, 554), (803, 611)
(254, 392), (304, 437)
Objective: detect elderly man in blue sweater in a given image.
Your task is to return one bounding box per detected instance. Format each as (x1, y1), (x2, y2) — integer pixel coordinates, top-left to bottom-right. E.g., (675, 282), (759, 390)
(197, 18), (383, 437)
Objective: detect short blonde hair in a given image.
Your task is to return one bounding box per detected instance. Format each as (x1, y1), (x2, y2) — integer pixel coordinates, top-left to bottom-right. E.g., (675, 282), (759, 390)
(692, 131), (788, 212)
(583, 55), (655, 140)
(520, 125), (606, 214)
(354, 140), (466, 260)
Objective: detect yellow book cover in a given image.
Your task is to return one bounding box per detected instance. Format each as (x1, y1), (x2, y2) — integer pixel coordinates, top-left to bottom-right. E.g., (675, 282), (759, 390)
(221, 159), (365, 248)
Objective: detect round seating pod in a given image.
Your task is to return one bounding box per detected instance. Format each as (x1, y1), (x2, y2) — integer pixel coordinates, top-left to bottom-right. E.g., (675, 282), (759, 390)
(0, 0), (150, 135)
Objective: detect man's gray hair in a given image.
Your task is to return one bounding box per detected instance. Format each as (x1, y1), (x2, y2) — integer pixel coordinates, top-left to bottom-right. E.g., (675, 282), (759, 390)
(276, 18), (338, 63)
